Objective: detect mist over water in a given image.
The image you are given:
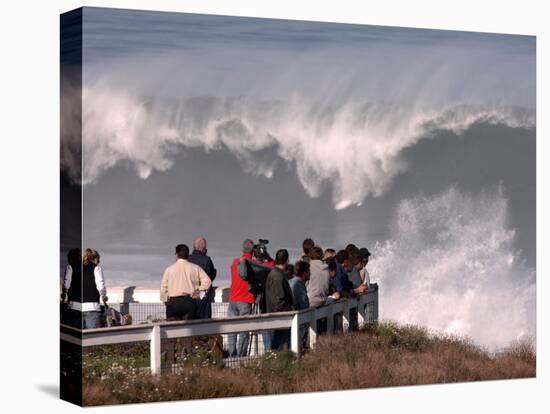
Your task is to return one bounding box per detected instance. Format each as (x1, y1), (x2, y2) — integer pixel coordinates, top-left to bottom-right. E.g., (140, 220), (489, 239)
(371, 187), (536, 349)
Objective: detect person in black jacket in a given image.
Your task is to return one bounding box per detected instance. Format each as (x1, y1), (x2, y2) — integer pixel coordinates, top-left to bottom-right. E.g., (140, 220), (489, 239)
(188, 237), (217, 319)
(265, 249), (294, 351)
(62, 248), (108, 329)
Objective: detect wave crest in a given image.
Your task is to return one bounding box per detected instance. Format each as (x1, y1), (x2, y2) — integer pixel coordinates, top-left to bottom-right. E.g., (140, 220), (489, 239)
(76, 88), (534, 209)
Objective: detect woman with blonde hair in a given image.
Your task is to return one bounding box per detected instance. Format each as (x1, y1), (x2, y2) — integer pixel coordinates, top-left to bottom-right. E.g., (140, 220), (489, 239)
(65, 248), (108, 328)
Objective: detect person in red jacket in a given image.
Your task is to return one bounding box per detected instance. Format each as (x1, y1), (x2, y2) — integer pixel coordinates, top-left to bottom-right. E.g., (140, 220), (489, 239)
(227, 239), (256, 357)
(227, 238), (276, 356)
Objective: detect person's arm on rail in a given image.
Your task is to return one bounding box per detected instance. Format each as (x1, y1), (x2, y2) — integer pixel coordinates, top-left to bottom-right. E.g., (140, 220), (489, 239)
(353, 284), (367, 294)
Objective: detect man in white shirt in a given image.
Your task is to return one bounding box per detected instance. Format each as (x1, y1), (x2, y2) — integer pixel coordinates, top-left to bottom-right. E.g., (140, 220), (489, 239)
(160, 244), (212, 320)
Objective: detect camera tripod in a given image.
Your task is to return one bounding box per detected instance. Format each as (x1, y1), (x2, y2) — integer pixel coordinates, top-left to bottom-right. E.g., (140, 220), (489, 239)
(246, 298), (272, 356)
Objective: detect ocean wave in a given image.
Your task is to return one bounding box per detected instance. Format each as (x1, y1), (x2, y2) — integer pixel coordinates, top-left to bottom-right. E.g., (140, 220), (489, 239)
(70, 89), (535, 209)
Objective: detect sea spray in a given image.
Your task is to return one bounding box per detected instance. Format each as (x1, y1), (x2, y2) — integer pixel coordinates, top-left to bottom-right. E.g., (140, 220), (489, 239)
(370, 186), (535, 349)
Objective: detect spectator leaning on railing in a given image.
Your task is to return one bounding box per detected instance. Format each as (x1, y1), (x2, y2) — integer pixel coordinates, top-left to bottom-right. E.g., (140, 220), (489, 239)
(325, 257), (339, 303)
(307, 245), (331, 307)
(289, 260), (310, 310)
(335, 249), (367, 298)
(265, 249), (295, 351)
(358, 247), (371, 288)
(160, 244), (212, 321)
(347, 253), (364, 289)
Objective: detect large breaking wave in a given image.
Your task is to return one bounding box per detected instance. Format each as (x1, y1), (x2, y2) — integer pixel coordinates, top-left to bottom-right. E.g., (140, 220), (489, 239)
(73, 89), (534, 209)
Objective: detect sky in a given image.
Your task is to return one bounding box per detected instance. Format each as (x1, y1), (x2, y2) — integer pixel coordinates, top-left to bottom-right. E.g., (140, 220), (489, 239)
(62, 7), (536, 347)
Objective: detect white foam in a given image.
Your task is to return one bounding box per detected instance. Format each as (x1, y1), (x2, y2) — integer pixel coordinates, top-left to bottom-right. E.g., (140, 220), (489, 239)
(74, 88), (534, 210)
(370, 186), (536, 349)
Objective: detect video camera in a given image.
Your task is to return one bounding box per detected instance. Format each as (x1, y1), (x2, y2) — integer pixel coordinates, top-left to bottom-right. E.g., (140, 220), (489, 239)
(253, 238), (273, 263)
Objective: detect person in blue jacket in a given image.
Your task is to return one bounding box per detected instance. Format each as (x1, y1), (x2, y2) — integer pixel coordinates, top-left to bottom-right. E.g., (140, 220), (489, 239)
(188, 237), (216, 319)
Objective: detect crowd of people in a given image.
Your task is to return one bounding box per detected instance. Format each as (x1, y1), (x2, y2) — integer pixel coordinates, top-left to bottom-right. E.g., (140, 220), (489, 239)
(60, 237), (373, 353)
(225, 238), (372, 355)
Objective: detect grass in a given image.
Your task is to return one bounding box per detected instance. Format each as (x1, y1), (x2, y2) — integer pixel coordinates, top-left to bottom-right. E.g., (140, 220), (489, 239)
(82, 321), (535, 405)
(83, 342), (150, 382)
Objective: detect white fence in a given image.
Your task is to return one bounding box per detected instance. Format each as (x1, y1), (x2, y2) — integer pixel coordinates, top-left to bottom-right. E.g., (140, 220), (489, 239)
(60, 285), (378, 374)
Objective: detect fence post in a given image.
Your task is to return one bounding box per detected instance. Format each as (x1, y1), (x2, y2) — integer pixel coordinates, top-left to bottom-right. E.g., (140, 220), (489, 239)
(150, 325), (161, 375)
(373, 287), (379, 322)
(342, 299), (350, 332)
(357, 296), (366, 329)
(308, 308), (318, 349)
(251, 332), (259, 356)
(327, 302), (334, 334)
(290, 313), (300, 354)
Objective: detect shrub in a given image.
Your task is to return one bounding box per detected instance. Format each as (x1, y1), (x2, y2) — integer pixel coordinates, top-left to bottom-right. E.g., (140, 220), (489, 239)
(362, 321), (431, 352)
(82, 322), (536, 405)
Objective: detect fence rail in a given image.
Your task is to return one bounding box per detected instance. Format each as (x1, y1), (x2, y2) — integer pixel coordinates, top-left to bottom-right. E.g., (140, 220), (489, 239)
(61, 284), (378, 374)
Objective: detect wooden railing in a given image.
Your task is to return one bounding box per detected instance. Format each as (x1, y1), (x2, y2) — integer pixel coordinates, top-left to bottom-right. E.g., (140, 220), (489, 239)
(60, 284), (378, 374)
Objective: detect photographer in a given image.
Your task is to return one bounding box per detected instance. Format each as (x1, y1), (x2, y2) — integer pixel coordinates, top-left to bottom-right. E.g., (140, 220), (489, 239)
(252, 239), (275, 266)
(234, 238), (275, 353)
(227, 239), (256, 357)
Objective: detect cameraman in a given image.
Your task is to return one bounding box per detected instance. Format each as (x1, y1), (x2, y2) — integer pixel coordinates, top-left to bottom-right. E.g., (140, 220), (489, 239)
(252, 239), (275, 266)
(227, 239), (256, 357)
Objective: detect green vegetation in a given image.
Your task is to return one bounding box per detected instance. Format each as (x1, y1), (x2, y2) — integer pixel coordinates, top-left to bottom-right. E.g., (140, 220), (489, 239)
(83, 343), (150, 381)
(83, 321), (536, 405)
